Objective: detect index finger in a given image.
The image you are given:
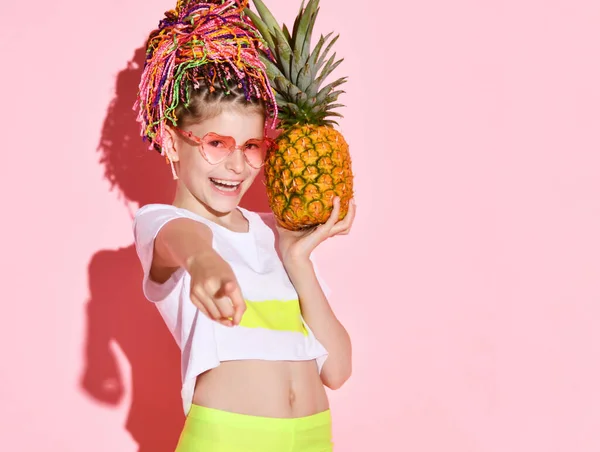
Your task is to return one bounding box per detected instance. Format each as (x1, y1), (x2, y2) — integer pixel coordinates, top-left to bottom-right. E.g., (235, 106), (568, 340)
(332, 198), (356, 233)
(223, 280), (246, 325)
(321, 197), (341, 233)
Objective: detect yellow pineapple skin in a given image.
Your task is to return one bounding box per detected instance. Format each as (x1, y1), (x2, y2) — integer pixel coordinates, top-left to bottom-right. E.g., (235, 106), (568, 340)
(265, 124), (354, 231)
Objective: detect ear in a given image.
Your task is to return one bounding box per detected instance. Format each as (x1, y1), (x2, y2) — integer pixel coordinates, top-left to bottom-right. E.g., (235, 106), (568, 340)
(163, 125), (180, 162)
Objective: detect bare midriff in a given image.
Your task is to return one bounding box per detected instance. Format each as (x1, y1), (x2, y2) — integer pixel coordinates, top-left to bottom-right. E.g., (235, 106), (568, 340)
(192, 359), (329, 418)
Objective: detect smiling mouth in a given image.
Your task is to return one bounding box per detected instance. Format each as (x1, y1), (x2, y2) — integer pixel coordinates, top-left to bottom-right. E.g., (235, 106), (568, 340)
(209, 177), (243, 192)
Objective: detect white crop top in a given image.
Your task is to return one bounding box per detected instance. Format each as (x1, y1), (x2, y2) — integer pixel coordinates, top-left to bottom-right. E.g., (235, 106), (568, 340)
(132, 204), (329, 415)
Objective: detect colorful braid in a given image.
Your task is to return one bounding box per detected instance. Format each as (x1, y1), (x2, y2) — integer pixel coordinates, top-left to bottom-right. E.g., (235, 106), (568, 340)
(134, 0), (278, 177)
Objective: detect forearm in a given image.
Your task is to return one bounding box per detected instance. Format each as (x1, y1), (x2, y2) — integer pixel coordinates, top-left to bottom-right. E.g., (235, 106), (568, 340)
(154, 218), (215, 270)
(285, 259), (352, 390)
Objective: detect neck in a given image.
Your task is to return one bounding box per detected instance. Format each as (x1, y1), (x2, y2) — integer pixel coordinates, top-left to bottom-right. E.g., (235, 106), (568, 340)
(172, 182), (248, 232)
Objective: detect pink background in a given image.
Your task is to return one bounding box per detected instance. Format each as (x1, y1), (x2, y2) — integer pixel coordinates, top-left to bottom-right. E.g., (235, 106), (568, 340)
(1, 0), (599, 450)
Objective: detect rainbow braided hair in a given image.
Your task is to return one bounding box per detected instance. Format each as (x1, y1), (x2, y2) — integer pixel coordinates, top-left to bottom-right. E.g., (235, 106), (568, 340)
(134, 0), (278, 177)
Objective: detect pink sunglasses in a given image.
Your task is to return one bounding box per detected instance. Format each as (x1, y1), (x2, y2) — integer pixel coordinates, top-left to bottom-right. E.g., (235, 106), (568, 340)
(173, 127), (274, 169)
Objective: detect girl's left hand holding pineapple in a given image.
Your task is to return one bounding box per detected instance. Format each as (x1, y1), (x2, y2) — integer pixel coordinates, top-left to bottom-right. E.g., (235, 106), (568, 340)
(276, 197), (357, 268)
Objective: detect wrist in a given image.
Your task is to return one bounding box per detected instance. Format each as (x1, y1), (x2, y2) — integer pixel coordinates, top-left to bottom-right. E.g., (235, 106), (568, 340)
(283, 254), (314, 276)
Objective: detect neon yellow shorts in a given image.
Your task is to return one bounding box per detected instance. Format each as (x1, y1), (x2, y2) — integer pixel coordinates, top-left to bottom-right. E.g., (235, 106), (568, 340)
(175, 404), (334, 452)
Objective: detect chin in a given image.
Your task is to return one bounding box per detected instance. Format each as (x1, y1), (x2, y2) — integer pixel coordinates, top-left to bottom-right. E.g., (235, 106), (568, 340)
(206, 198), (241, 215)
(202, 178), (249, 213)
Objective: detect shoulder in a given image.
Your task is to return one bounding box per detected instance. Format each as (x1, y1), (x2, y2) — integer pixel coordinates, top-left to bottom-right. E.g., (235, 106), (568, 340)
(132, 203), (194, 239)
(256, 211), (276, 229)
(241, 208), (277, 235)
(133, 203), (210, 226)
(134, 203), (179, 220)
(133, 203), (181, 227)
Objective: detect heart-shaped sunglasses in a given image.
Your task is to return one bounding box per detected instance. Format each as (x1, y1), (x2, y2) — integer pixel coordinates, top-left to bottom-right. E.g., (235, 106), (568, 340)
(173, 127), (275, 169)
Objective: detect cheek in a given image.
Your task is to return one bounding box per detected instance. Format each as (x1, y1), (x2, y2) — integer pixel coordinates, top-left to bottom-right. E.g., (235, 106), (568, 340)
(244, 168), (261, 185)
(178, 147), (211, 182)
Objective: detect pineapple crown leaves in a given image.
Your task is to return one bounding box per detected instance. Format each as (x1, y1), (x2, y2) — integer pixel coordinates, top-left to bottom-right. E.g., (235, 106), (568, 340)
(244, 0), (347, 127)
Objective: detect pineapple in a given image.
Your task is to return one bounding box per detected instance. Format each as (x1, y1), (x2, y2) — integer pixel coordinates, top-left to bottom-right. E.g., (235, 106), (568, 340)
(245, 0), (354, 231)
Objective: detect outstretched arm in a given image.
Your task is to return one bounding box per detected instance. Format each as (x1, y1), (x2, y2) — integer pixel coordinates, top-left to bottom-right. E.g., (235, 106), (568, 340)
(150, 217), (246, 326)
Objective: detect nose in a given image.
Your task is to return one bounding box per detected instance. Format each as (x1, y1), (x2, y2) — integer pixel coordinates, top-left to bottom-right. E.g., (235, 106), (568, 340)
(224, 147), (246, 174)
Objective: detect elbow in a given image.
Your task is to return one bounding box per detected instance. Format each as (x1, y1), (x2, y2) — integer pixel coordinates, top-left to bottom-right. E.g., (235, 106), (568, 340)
(320, 339), (353, 390)
(325, 376), (349, 390)
(322, 364), (352, 390)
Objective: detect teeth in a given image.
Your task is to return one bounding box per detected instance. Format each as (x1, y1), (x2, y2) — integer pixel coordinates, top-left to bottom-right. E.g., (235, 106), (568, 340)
(210, 178), (242, 192)
(211, 178), (241, 187)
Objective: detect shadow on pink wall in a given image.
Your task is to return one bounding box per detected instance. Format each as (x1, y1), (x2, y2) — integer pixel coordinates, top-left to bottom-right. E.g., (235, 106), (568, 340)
(80, 47), (270, 451)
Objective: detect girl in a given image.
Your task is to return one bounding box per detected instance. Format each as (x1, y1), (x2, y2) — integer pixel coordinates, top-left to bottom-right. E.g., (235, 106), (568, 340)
(133, 1), (355, 450)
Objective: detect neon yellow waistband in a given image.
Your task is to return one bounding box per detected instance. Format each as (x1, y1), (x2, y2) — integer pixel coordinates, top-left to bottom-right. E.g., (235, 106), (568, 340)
(186, 403), (331, 429)
(176, 404), (333, 451)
